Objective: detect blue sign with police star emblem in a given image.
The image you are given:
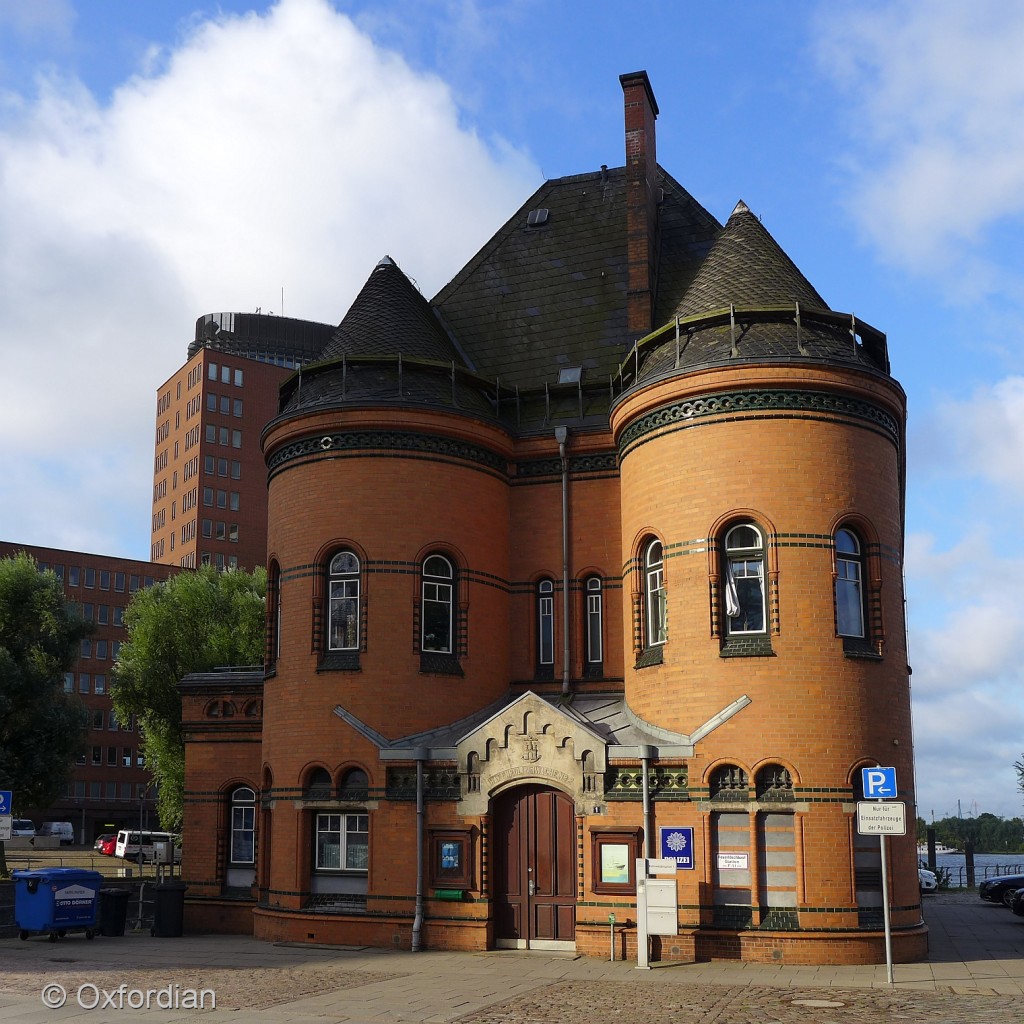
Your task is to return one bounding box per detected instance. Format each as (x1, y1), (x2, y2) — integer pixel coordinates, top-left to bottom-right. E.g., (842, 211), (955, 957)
(659, 826), (694, 870)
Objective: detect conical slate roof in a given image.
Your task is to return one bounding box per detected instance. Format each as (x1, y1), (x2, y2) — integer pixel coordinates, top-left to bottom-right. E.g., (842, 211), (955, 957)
(321, 257), (464, 365)
(633, 201), (887, 383)
(278, 257), (493, 419)
(672, 201), (827, 319)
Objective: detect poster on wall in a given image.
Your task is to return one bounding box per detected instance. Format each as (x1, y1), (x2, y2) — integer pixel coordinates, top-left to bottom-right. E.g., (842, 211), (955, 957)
(659, 826), (695, 870)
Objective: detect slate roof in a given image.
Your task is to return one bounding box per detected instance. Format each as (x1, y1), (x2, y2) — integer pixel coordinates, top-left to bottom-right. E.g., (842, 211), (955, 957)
(321, 257), (464, 364)
(276, 170), (890, 425)
(672, 201), (826, 318)
(431, 165), (721, 392)
(634, 201), (889, 382)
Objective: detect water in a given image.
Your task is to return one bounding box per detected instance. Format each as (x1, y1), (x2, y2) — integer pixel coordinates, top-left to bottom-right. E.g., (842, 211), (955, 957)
(919, 851), (1024, 888)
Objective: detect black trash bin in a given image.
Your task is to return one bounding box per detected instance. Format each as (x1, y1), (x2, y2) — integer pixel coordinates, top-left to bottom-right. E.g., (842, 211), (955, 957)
(98, 888), (130, 937)
(151, 881), (187, 938)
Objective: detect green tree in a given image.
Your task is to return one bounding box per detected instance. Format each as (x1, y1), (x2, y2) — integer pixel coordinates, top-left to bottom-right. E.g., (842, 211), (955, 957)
(0, 552), (90, 876)
(111, 565), (265, 832)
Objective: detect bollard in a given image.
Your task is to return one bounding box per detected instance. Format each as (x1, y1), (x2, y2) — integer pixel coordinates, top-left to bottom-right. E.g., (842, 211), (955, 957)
(609, 913), (616, 961)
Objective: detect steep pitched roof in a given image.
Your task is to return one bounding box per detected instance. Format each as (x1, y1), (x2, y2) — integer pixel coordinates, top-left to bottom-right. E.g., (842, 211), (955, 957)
(672, 200), (827, 319)
(431, 165), (720, 393)
(631, 200), (888, 383)
(321, 257), (464, 365)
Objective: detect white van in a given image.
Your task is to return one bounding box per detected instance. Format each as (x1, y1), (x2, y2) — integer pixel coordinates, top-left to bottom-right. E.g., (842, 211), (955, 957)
(38, 821), (75, 845)
(114, 829), (182, 864)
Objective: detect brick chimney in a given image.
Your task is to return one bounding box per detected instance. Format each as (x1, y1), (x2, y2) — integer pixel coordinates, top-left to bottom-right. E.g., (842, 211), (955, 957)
(620, 70), (659, 337)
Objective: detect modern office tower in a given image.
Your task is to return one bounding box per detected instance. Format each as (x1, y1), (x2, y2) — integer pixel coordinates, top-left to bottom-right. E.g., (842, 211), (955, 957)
(150, 313), (333, 572)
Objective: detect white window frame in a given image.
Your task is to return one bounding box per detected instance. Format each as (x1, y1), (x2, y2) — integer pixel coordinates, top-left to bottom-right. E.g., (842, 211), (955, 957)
(328, 551), (360, 651)
(835, 528), (865, 638)
(537, 579), (555, 666)
(421, 555), (454, 654)
(230, 787), (256, 864)
(585, 576), (603, 665)
(315, 812), (369, 872)
(644, 540), (667, 647)
(724, 523), (766, 635)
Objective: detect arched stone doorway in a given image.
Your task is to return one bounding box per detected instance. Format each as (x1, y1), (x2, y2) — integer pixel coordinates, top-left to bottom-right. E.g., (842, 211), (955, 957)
(492, 784), (576, 950)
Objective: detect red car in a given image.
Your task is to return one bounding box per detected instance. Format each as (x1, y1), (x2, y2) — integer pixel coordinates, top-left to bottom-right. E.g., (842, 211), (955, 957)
(94, 834), (116, 855)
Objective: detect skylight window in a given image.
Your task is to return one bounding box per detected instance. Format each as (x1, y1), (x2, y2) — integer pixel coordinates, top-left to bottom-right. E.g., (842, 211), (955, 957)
(557, 366), (583, 384)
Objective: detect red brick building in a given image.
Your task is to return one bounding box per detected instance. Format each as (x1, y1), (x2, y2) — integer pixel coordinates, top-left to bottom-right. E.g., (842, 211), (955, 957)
(180, 71), (924, 964)
(0, 542), (175, 840)
(150, 313), (333, 572)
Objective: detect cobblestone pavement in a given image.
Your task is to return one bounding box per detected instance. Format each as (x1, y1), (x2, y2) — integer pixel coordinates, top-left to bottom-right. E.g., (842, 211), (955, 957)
(0, 892), (1021, 1023)
(458, 978), (1022, 1024)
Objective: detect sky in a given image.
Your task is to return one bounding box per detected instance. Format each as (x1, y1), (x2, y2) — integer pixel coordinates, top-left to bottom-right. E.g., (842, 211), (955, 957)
(0, 0), (1022, 823)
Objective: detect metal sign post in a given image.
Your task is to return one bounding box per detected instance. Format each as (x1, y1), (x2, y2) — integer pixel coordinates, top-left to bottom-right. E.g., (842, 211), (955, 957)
(858, 767), (904, 986)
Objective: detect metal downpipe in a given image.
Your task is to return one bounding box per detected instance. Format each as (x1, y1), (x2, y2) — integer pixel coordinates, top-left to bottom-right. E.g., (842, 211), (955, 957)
(555, 426), (570, 695)
(411, 748), (427, 951)
(641, 746), (653, 857)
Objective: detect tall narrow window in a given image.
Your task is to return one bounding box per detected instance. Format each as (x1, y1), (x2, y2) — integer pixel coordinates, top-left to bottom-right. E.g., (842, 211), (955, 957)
(421, 555), (453, 654)
(328, 552), (360, 650)
(835, 528), (865, 638)
(644, 540), (667, 646)
(230, 787), (256, 864)
(724, 524), (765, 635)
(585, 576), (603, 669)
(537, 579), (555, 668)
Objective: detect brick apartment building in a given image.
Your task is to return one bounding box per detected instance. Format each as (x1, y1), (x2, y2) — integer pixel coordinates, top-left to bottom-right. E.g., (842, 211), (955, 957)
(150, 312), (333, 572)
(0, 542), (175, 841)
(179, 71), (923, 965)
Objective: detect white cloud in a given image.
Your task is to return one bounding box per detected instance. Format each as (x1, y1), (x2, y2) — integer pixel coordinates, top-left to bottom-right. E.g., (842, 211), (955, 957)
(816, 1), (1024, 289)
(0, 0), (75, 42)
(910, 377), (1024, 498)
(0, 0), (539, 557)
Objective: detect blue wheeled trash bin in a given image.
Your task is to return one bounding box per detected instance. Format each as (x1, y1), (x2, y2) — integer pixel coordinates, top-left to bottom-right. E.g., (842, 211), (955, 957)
(13, 868), (103, 941)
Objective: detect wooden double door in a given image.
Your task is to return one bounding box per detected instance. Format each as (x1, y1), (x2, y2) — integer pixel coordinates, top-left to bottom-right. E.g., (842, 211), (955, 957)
(492, 785), (576, 949)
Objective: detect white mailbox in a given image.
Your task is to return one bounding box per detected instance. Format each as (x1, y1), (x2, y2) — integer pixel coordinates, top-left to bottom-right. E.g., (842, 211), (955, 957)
(643, 878), (678, 936)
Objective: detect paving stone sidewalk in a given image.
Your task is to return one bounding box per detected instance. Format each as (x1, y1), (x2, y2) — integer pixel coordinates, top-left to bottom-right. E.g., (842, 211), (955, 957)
(0, 893), (1020, 1023)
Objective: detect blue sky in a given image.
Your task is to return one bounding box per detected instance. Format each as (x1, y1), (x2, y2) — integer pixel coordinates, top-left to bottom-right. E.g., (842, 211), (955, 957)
(1, 0), (1023, 822)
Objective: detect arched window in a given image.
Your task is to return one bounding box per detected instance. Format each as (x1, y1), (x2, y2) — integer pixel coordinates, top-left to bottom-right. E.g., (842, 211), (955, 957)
(755, 764), (794, 800)
(421, 555), (453, 654)
(537, 579), (555, 670)
(644, 540), (667, 647)
(723, 524), (765, 635)
(305, 767), (333, 799)
(268, 561), (281, 664)
(229, 786), (256, 864)
(328, 551), (360, 651)
(835, 528), (865, 638)
(339, 768), (369, 801)
(584, 576), (603, 672)
(710, 763), (749, 800)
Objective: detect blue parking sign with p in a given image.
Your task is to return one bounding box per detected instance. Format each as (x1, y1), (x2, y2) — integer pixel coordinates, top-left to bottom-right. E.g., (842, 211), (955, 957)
(861, 766), (897, 799)
(0, 791), (11, 815)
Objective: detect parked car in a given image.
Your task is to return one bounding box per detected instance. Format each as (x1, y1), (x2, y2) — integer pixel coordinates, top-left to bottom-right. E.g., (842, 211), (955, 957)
(37, 821), (75, 845)
(10, 819), (35, 837)
(978, 873), (1024, 905)
(918, 867), (938, 894)
(1010, 887), (1024, 917)
(94, 833), (117, 855)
